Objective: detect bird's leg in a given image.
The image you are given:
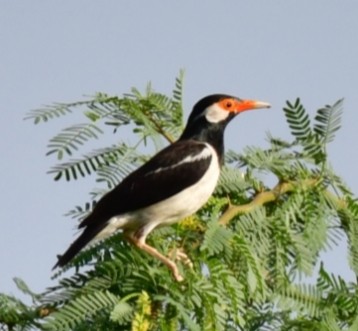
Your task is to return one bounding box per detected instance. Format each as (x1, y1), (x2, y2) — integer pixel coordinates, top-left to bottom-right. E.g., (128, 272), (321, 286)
(126, 233), (184, 282)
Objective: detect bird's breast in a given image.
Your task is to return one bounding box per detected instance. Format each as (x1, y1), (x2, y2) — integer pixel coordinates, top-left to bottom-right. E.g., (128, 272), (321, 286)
(137, 143), (221, 226)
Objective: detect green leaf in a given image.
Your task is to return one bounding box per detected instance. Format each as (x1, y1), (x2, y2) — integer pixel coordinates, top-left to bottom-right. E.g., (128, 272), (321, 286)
(201, 219), (234, 257)
(43, 291), (119, 331)
(24, 102), (73, 124)
(110, 301), (133, 324)
(48, 144), (140, 182)
(46, 123), (103, 160)
(283, 98), (312, 141)
(13, 277), (40, 302)
(314, 98), (343, 144)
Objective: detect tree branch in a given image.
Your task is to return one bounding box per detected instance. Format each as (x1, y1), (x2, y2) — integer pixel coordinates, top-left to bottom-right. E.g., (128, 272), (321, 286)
(218, 179), (319, 226)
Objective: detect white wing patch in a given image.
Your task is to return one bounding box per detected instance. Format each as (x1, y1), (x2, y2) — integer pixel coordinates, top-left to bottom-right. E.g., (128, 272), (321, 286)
(149, 145), (212, 175)
(205, 103), (230, 123)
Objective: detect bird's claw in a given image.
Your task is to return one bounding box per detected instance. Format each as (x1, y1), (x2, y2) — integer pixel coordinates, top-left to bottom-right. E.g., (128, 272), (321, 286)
(168, 247), (193, 269)
(173, 269), (184, 282)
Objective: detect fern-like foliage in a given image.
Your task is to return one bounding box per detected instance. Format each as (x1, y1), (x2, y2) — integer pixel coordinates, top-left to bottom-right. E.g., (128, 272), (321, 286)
(43, 291), (119, 331)
(3, 80), (358, 331)
(25, 102), (74, 124)
(48, 144), (144, 183)
(283, 98), (343, 165)
(314, 99), (343, 145)
(47, 145), (128, 181)
(46, 124), (104, 160)
(284, 98), (312, 141)
(25, 73), (184, 186)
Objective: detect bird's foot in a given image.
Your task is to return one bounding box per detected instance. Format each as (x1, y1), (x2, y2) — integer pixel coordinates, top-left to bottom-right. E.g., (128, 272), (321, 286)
(126, 233), (185, 282)
(168, 247), (193, 269)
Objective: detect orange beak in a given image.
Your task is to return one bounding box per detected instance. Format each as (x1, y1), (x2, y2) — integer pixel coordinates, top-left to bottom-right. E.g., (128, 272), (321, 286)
(235, 99), (271, 113)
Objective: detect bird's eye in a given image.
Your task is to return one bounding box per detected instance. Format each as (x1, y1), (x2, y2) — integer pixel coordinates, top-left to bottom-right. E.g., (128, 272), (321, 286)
(226, 101), (232, 108)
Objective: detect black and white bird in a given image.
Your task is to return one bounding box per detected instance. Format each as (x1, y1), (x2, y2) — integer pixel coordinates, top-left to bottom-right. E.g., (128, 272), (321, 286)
(54, 94), (270, 281)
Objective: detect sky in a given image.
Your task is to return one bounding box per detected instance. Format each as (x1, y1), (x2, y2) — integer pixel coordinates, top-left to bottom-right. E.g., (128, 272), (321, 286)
(1, 1), (358, 301)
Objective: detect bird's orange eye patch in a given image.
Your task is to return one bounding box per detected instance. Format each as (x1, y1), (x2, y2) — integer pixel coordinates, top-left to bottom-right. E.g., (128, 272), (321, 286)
(218, 98), (238, 111)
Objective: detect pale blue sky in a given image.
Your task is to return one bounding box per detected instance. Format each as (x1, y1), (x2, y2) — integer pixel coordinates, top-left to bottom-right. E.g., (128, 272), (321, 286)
(1, 1), (358, 299)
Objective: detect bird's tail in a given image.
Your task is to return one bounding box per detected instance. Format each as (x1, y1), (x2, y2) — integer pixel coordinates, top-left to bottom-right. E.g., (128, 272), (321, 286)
(53, 223), (106, 270)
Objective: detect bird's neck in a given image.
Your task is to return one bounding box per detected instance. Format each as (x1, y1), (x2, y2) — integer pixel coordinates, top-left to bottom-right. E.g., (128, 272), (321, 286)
(179, 120), (227, 164)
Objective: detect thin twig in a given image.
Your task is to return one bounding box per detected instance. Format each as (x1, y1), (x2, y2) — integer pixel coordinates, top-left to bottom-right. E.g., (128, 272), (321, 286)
(145, 112), (176, 144)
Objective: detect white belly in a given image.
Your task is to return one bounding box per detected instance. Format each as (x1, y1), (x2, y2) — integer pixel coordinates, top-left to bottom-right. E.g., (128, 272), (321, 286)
(96, 143), (220, 239)
(141, 144), (220, 225)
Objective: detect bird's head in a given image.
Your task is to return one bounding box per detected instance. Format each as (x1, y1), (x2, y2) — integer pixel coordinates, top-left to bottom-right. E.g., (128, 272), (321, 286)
(180, 94), (270, 142)
(188, 94), (271, 125)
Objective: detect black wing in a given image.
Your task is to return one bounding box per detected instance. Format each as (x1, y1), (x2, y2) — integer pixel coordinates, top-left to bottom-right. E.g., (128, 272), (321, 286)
(80, 140), (212, 228)
(53, 140), (213, 268)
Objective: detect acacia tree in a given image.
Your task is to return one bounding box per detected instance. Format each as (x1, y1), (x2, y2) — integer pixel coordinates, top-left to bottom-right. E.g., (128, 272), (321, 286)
(1, 72), (358, 330)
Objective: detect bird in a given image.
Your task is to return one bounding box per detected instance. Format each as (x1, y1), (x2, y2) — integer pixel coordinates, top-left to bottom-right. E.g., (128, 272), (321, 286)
(54, 94), (270, 281)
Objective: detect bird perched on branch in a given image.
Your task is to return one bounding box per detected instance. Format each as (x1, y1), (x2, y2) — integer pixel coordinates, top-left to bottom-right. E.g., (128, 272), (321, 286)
(54, 94), (270, 281)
